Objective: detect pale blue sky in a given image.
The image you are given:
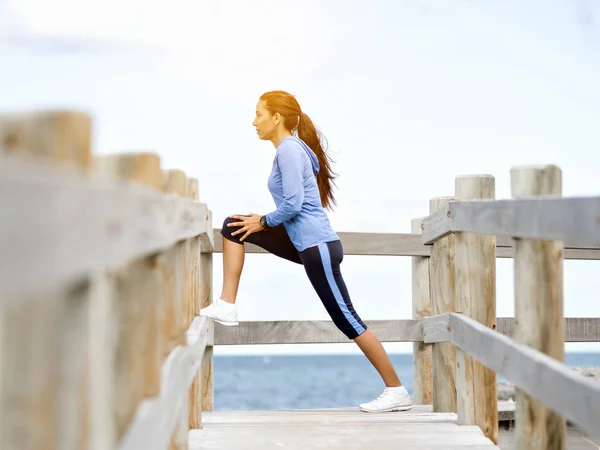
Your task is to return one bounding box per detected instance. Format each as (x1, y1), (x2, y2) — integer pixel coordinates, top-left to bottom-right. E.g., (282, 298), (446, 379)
(1, 0), (599, 355)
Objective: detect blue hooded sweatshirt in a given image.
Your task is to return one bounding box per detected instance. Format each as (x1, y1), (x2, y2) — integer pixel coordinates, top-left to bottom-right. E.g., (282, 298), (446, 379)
(265, 135), (339, 252)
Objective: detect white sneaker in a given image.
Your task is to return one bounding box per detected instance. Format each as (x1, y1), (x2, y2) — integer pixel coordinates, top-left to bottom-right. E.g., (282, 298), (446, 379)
(359, 387), (412, 413)
(200, 299), (239, 326)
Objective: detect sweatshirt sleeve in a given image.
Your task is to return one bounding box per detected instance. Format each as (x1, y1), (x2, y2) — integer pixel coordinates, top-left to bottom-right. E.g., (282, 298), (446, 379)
(265, 145), (305, 227)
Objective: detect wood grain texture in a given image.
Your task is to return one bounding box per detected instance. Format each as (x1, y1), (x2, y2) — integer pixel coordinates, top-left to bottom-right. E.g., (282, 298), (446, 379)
(511, 165), (566, 450)
(0, 111), (92, 450)
(214, 319), (423, 345)
(411, 217), (433, 405)
(446, 196), (600, 245)
(94, 152), (165, 447)
(213, 229), (600, 260)
(215, 318), (600, 345)
(437, 313), (600, 439)
(421, 206), (454, 245)
(454, 175), (498, 444)
(118, 317), (210, 450)
(190, 408), (500, 449)
(0, 110), (92, 168)
(0, 155), (211, 301)
(429, 197), (457, 414)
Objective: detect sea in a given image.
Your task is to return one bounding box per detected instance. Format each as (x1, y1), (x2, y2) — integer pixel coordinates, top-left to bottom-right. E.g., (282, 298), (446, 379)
(213, 353), (600, 411)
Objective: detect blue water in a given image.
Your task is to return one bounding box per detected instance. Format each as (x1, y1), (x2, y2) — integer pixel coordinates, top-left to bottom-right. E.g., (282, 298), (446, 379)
(214, 353), (600, 410)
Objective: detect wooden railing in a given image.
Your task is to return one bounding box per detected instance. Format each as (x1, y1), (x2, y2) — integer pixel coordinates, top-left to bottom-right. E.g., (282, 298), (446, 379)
(211, 167), (600, 450)
(2, 110), (598, 450)
(0, 110), (215, 450)
(417, 167), (600, 449)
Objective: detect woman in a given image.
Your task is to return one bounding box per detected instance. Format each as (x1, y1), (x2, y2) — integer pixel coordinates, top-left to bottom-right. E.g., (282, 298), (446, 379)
(200, 90), (411, 413)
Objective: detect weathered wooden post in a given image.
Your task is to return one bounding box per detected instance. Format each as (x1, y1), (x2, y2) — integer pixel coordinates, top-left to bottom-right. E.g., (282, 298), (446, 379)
(0, 111), (92, 450)
(92, 152), (164, 447)
(429, 196), (457, 413)
(411, 217), (432, 405)
(189, 195), (215, 427)
(511, 165), (565, 450)
(454, 175), (498, 444)
(162, 169), (189, 356)
(200, 211), (215, 415)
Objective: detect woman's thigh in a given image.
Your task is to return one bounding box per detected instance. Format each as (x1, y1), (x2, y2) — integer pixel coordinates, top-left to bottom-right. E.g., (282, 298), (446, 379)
(299, 240), (367, 339)
(220, 215), (302, 265)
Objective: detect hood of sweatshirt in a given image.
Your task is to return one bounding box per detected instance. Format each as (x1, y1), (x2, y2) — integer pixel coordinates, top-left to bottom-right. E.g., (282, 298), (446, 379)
(284, 136), (320, 175)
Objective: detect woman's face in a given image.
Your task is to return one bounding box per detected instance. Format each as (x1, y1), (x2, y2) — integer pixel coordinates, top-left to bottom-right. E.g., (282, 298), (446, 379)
(252, 100), (278, 141)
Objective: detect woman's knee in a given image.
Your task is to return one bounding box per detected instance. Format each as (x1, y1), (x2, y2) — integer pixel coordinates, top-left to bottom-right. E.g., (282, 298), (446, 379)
(221, 216), (243, 243)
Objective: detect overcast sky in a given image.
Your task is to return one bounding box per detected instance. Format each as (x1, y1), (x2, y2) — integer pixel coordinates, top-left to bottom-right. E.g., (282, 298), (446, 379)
(1, 0), (599, 355)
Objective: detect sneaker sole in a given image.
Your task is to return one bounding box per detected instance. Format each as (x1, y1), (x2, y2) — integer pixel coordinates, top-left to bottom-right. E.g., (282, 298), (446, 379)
(359, 405), (412, 413)
(210, 317), (239, 327)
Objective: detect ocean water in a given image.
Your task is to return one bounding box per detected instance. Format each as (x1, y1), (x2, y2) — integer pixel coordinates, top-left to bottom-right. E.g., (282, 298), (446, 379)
(214, 353), (600, 411)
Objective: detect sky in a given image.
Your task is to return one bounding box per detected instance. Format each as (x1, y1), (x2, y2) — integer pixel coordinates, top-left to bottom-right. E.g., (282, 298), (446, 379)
(1, 0), (599, 355)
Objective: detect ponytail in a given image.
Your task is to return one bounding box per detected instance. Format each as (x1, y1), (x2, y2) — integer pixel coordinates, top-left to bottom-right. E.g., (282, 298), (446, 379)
(296, 112), (338, 210)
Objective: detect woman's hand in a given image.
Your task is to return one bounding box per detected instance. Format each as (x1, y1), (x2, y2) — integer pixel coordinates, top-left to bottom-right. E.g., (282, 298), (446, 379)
(228, 214), (266, 242)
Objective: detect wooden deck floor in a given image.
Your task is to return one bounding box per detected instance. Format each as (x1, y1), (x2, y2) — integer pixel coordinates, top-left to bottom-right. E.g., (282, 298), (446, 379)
(188, 405), (499, 449)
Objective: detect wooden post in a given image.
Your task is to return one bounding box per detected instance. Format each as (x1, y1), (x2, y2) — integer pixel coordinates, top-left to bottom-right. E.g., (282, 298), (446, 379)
(454, 175), (498, 444)
(92, 152), (164, 445)
(429, 196), (457, 413)
(190, 204), (215, 429)
(161, 169), (188, 356)
(200, 209), (215, 414)
(511, 165), (566, 450)
(167, 170), (191, 450)
(411, 217), (432, 405)
(0, 111), (92, 450)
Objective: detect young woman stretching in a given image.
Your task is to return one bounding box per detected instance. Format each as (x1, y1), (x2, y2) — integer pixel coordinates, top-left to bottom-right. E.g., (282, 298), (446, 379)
(200, 90), (412, 413)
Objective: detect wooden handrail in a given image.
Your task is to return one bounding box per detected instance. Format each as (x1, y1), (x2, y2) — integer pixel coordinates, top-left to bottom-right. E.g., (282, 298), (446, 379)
(0, 111), (216, 450)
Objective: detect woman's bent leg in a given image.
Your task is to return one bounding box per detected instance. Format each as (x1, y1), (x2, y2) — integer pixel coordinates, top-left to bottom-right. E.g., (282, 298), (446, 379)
(220, 235), (245, 304)
(218, 216), (302, 303)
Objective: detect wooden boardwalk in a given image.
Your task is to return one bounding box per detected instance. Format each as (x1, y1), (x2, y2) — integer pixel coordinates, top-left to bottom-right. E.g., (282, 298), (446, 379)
(189, 406), (500, 449)
(2, 111), (600, 449)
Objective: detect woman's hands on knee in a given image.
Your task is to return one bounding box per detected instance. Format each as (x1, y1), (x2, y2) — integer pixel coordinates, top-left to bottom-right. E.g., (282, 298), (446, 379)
(227, 214), (265, 242)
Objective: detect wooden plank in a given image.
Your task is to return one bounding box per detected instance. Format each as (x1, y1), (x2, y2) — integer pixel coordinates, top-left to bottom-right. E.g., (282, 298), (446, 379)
(420, 206), (453, 245)
(411, 217), (432, 405)
(0, 154), (212, 301)
(429, 197), (457, 414)
(117, 317), (210, 450)
(213, 229), (432, 256)
(511, 164), (566, 450)
(212, 229), (600, 259)
(190, 409), (500, 449)
(214, 319), (423, 345)
(441, 313), (600, 438)
(421, 195), (600, 246)
(454, 175), (498, 444)
(215, 318), (600, 345)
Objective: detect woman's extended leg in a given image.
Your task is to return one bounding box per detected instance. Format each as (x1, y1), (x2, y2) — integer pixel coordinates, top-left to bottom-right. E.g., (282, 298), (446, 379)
(353, 329), (401, 387)
(299, 240), (412, 412)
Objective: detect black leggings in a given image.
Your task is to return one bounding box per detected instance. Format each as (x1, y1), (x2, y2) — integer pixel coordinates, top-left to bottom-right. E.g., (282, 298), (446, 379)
(221, 216), (368, 340)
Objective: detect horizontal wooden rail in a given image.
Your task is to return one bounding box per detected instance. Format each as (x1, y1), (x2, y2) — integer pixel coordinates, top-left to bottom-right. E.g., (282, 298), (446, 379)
(213, 317), (600, 345)
(423, 313), (600, 436)
(118, 317), (212, 450)
(0, 154), (214, 301)
(421, 196), (600, 245)
(212, 229), (600, 260)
